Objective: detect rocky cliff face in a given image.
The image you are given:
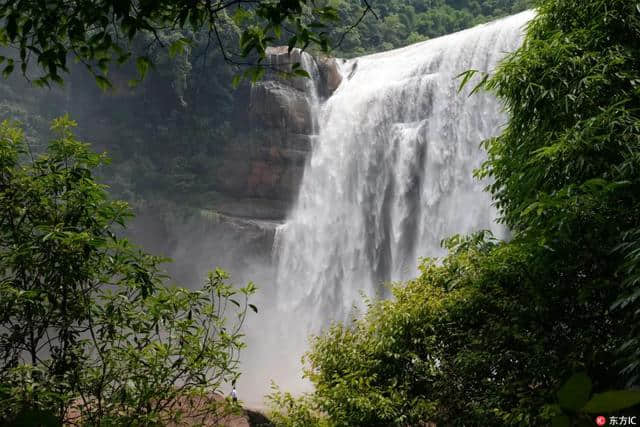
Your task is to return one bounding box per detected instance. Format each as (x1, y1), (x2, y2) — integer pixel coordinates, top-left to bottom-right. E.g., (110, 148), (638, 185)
(213, 48), (343, 221)
(127, 48), (344, 289)
(0, 46), (342, 223)
(0, 46), (343, 290)
(127, 203), (278, 288)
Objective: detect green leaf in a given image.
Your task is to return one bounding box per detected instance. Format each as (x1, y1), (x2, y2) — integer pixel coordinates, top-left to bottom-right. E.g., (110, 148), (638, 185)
(456, 69), (478, 93)
(249, 304), (258, 313)
(3, 62), (14, 78)
(169, 38), (190, 58)
(11, 408), (60, 427)
(231, 74), (242, 89)
(135, 56), (152, 79)
(294, 69), (310, 78)
(251, 67), (266, 83)
(6, 14), (17, 41)
(117, 52), (132, 64)
(287, 35), (298, 53)
(557, 373), (592, 411)
(469, 73), (489, 96)
(582, 391), (640, 413)
(94, 75), (112, 90)
(232, 8), (251, 25)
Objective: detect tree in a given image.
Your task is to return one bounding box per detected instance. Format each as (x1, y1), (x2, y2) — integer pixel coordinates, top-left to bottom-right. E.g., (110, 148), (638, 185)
(0, 117), (257, 425)
(0, 0), (536, 88)
(301, 232), (632, 425)
(0, 0), (360, 87)
(326, 0), (531, 58)
(480, 0), (640, 385)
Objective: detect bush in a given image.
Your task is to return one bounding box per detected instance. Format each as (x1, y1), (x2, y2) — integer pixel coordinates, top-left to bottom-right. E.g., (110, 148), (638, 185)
(0, 117), (256, 425)
(267, 384), (330, 427)
(304, 233), (625, 426)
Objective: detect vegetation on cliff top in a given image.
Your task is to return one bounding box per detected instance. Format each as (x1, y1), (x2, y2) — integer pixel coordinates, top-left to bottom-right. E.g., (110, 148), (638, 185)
(327, 0), (531, 56)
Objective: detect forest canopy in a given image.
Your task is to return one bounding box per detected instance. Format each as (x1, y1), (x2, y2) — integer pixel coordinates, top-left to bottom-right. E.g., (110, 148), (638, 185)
(327, 0), (531, 56)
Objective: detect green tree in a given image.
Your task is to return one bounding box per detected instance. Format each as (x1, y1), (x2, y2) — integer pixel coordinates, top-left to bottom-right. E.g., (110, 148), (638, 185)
(0, 0), (534, 88)
(481, 0), (640, 384)
(267, 384), (330, 427)
(326, 0), (531, 57)
(302, 232), (628, 425)
(0, 117), (257, 425)
(0, 0), (345, 86)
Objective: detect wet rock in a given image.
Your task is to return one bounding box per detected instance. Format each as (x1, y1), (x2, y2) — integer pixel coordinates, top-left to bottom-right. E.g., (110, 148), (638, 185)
(214, 47), (344, 221)
(249, 81), (313, 134)
(317, 56), (343, 98)
(263, 47), (316, 92)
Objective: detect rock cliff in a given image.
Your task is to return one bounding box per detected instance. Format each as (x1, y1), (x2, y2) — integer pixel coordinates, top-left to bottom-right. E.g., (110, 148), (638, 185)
(213, 48), (342, 221)
(0, 46), (344, 289)
(126, 48), (344, 288)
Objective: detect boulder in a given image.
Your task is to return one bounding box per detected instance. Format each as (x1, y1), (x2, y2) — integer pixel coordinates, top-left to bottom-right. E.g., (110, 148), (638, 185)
(248, 81), (314, 134)
(317, 56), (344, 98)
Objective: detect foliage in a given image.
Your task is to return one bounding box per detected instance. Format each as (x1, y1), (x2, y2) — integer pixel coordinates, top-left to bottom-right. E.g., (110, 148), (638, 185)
(301, 233), (626, 426)
(271, 0), (640, 425)
(266, 384), (331, 427)
(480, 0), (640, 384)
(0, 0), (343, 86)
(0, 0), (532, 88)
(323, 0), (532, 57)
(546, 373), (640, 427)
(0, 117), (256, 425)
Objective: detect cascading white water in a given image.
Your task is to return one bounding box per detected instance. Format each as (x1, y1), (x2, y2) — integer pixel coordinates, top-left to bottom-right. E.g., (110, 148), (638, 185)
(274, 11), (533, 330)
(245, 11), (534, 400)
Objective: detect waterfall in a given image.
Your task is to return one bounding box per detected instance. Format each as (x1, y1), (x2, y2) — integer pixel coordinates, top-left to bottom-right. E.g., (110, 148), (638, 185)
(247, 11), (534, 399)
(275, 11), (533, 327)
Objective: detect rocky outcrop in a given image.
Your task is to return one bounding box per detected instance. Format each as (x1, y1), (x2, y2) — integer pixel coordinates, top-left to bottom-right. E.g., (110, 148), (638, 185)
(317, 56), (344, 99)
(213, 47), (342, 221)
(249, 81), (314, 134)
(128, 201), (278, 288)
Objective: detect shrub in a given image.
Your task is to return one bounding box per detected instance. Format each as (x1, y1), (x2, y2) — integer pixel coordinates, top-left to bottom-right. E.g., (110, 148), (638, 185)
(0, 117), (256, 425)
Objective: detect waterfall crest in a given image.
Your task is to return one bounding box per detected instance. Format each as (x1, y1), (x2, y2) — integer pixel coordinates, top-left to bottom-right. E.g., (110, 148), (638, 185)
(274, 11), (534, 328)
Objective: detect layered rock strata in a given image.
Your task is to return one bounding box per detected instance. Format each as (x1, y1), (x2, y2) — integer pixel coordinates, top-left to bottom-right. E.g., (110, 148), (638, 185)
(214, 48), (342, 221)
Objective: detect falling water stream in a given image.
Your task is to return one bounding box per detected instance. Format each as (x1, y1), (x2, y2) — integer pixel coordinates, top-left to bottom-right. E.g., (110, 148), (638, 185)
(243, 11), (534, 402)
